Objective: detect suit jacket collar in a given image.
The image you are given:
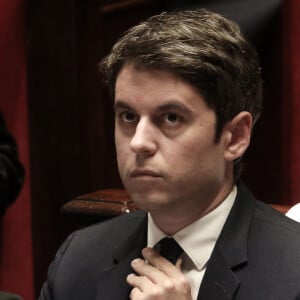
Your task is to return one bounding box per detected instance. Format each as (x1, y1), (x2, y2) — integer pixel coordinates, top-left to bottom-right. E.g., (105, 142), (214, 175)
(198, 182), (256, 299)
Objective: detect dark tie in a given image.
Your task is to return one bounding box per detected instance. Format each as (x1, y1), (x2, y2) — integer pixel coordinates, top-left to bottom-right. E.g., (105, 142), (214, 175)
(158, 237), (183, 265)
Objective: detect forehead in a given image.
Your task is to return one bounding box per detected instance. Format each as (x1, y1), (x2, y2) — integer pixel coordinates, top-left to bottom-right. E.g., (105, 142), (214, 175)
(116, 64), (182, 91)
(115, 64), (211, 113)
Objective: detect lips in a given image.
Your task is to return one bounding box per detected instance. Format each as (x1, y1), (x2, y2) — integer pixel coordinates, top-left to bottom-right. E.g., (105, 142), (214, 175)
(130, 169), (162, 178)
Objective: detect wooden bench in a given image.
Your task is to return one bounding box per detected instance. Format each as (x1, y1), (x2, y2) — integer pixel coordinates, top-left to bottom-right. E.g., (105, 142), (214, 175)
(61, 189), (291, 225)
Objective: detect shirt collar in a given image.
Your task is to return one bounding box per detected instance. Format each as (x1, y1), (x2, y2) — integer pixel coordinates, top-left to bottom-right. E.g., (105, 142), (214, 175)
(147, 185), (237, 270)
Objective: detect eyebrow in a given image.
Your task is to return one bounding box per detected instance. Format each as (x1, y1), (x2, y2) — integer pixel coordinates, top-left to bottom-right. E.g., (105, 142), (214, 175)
(114, 101), (135, 112)
(155, 102), (193, 115)
(114, 100), (193, 115)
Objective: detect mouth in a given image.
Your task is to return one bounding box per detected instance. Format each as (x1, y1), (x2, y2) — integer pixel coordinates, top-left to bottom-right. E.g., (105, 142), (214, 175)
(130, 169), (162, 178)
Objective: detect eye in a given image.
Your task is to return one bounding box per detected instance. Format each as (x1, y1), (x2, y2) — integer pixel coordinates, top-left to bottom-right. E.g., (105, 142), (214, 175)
(164, 113), (180, 124)
(119, 111), (138, 123)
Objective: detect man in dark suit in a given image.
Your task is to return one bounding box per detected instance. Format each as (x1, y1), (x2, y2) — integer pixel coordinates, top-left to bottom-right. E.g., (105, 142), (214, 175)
(40, 9), (300, 300)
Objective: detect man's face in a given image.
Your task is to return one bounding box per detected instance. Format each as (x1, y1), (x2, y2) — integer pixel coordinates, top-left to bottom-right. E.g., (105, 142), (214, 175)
(114, 64), (233, 216)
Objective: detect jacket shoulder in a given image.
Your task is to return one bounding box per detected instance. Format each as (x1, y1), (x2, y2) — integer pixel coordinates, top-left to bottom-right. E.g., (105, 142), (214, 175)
(253, 199), (300, 236)
(72, 210), (147, 247)
(39, 210), (147, 300)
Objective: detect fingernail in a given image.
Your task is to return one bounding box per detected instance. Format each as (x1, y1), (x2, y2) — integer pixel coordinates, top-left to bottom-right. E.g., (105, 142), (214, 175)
(126, 273), (135, 283)
(131, 258), (140, 266)
(142, 247), (152, 258)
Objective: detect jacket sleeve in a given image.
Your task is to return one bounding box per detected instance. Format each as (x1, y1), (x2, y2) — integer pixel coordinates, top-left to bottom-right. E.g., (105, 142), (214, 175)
(38, 232), (76, 300)
(0, 113), (24, 215)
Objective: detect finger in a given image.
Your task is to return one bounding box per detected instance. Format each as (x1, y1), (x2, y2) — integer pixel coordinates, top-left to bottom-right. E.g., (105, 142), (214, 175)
(127, 273), (153, 292)
(129, 287), (143, 300)
(175, 257), (183, 269)
(142, 247), (183, 278)
(131, 257), (169, 284)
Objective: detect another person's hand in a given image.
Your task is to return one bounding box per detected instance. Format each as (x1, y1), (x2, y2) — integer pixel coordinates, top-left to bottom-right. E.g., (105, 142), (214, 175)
(127, 247), (192, 300)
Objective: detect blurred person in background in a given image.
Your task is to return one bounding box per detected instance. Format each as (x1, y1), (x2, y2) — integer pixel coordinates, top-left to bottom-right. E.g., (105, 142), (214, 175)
(0, 112), (24, 216)
(0, 112), (24, 300)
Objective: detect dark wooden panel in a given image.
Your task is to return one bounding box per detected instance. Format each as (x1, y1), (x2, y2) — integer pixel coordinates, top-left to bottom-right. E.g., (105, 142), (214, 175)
(27, 0), (82, 294)
(26, 0), (166, 294)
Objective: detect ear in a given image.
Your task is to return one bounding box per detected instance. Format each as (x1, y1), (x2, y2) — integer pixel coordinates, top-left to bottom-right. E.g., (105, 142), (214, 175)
(223, 111), (253, 161)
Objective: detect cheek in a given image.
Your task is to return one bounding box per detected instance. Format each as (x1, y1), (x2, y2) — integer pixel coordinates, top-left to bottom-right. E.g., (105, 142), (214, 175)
(116, 146), (127, 165)
(169, 140), (224, 177)
(167, 137), (210, 161)
(115, 138), (128, 172)
(115, 127), (128, 151)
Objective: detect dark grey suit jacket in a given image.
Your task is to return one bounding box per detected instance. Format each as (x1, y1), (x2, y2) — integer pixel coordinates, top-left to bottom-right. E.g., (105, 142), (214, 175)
(39, 183), (300, 299)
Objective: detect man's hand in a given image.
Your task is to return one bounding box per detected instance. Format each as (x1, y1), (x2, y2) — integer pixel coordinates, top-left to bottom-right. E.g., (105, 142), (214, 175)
(127, 247), (192, 300)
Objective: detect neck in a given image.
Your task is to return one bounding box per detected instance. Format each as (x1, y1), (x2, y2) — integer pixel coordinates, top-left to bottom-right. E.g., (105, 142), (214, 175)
(150, 180), (235, 235)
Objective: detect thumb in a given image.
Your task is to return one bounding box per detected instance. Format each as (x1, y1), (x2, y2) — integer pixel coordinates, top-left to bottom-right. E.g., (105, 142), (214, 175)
(175, 257), (183, 270)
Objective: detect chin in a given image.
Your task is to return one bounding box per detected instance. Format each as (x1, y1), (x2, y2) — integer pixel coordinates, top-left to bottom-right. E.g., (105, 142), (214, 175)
(129, 189), (171, 211)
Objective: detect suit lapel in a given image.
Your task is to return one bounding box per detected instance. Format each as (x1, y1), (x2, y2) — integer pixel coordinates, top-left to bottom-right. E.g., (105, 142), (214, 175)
(96, 255), (138, 299)
(197, 248), (241, 299)
(198, 183), (256, 300)
(96, 211), (147, 300)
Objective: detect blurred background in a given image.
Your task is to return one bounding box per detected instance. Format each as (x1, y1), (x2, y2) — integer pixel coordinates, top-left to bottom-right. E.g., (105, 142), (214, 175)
(0, 0), (299, 298)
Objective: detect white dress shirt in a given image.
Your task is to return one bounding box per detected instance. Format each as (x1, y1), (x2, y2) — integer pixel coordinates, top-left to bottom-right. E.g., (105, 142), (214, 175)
(147, 186), (236, 300)
(286, 203), (300, 222)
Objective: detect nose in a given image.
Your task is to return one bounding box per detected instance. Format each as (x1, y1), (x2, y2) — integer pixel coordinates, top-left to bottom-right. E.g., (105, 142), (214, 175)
(130, 118), (157, 156)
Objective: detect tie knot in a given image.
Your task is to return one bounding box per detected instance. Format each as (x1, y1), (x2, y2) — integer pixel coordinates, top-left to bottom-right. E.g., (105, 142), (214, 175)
(158, 237), (183, 265)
